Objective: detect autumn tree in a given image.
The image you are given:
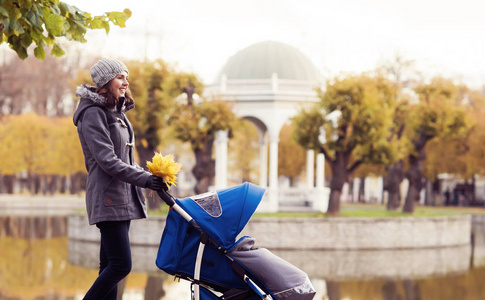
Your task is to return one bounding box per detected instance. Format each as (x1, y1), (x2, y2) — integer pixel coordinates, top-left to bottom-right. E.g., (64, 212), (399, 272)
(0, 113), (85, 194)
(292, 74), (398, 214)
(46, 116), (86, 193)
(422, 87), (485, 206)
(161, 70), (241, 194)
(170, 95), (237, 194)
(383, 99), (410, 210)
(376, 55), (419, 210)
(402, 78), (470, 213)
(125, 60), (175, 171)
(457, 90), (485, 178)
(0, 113), (49, 193)
(0, 0), (131, 59)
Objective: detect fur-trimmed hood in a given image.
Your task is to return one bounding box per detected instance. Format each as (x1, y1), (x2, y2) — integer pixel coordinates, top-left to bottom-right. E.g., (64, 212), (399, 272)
(73, 84), (134, 126)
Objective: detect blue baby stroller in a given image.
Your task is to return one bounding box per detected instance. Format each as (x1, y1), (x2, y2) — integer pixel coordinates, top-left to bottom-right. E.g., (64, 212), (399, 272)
(156, 182), (316, 300)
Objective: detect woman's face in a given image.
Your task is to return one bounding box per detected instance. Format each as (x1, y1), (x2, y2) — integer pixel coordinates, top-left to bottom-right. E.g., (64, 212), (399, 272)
(109, 71), (129, 98)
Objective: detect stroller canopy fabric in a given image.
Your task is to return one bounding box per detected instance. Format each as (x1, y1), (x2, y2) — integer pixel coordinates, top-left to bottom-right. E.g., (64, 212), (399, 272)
(177, 182), (266, 250)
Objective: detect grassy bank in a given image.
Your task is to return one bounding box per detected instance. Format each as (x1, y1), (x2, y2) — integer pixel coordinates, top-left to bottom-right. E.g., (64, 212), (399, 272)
(149, 203), (485, 218)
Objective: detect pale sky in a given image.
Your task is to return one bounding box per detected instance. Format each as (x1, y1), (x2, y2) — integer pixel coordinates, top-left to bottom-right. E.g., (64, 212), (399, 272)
(18, 0), (485, 87)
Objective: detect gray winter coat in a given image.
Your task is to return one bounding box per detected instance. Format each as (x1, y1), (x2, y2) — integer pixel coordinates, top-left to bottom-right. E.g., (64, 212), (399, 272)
(73, 85), (151, 225)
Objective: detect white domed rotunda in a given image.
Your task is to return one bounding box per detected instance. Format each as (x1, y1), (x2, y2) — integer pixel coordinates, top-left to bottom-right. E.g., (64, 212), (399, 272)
(205, 41), (329, 212)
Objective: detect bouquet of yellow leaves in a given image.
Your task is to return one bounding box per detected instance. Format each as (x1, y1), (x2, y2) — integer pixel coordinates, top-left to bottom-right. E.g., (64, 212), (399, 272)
(146, 152), (182, 190)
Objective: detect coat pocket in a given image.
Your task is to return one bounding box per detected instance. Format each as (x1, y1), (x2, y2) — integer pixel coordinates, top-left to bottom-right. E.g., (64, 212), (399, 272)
(103, 178), (129, 206)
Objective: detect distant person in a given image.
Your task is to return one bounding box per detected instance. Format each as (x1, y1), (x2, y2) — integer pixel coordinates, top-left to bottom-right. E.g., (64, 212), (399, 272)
(444, 188), (451, 206)
(73, 58), (168, 300)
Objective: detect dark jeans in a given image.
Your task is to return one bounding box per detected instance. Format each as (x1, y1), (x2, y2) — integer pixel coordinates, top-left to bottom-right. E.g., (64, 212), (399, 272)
(84, 220), (132, 300)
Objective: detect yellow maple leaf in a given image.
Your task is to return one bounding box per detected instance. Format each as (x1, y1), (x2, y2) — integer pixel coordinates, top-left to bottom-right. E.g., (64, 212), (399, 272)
(146, 152), (182, 189)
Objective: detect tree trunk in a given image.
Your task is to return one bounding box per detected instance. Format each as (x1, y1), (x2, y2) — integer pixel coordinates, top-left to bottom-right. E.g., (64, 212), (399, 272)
(381, 280), (403, 300)
(47, 175), (58, 195)
(5, 175), (15, 194)
(326, 280), (340, 300)
(136, 143), (156, 170)
(327, 154), (349, 215)
(144, 276), (166, 300)
(328, 189), (342, 214)
(384, 160), (405, 210)
(70, 173), (78, 194)
(59, 176), (67, 194)
(403, 132), (428, 214)
(402, 279), (421, 300)
(116, 277), (127, 300)
(192, 138), (215, 194)
(358, 176), (365, 202)
(403, 152), (425, 213)
(70, 172), (85, 195)
(41, 174), (48, 195)
(403, 176), (421, 213)
(33, 173), (42, 194)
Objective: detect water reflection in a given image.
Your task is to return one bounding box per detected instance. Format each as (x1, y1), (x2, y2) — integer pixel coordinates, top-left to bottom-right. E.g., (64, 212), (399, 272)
(0, 237), (192, 300)
(2, 215), (485, 299)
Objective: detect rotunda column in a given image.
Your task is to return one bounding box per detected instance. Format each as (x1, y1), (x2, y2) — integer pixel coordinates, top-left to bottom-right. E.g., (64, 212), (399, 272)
(259, 132), (269, 187)
(264, 134), (279, 212)
(269, 136), (279, 189)
(306, 149), (315, 188)
(215, 130), (228, 189)
(316, 153), (325, 188)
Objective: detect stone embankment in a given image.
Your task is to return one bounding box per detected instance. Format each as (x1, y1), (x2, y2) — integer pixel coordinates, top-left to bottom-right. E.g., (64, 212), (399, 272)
(67, 213), (473, 279)
(68, 214), (471, 250)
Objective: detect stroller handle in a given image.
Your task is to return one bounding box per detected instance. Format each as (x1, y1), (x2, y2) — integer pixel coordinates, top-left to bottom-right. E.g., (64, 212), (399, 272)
(157, 189), (176, 207)
(157, 189), (201, 231)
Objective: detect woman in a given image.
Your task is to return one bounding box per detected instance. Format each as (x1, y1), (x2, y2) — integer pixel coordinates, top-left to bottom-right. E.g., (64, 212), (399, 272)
(73, 58), (167, 300)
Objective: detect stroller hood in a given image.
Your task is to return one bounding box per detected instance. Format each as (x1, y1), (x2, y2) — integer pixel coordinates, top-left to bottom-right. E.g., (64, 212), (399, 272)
(177, 182), (265, 250)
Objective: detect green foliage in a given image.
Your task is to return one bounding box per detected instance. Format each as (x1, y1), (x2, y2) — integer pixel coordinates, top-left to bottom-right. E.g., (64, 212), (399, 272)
(293, 74), (399, 168)
(162, 71), (205, 100)
(126, 60), (173, 150)
(122, 60), (208, 158)
(424, 87), (484, 179)
(407, 78), (471, 158)
(402, 78), (472, 213)
(292, 106), (325, 151)
(0, 0), (132, 60)
(292, 74), (399, 214)
(170, 99), (237, 151)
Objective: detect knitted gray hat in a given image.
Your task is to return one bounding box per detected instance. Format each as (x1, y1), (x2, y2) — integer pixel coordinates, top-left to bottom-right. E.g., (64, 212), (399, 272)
(90, 58), (129, 87)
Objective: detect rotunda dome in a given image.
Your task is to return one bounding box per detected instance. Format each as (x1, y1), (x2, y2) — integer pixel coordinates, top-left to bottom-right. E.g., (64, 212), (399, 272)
(215, 41), (321, 82)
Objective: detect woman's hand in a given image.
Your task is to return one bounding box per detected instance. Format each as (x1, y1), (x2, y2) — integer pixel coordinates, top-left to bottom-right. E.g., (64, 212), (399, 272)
(146, 175), (169, 191)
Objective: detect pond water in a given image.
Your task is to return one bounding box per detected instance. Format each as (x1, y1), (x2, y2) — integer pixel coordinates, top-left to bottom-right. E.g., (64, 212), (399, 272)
(1, 215), (485, 300)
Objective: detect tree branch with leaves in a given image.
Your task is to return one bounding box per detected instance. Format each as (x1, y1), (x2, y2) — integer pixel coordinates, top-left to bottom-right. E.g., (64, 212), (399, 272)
(0, 0), (131, 60)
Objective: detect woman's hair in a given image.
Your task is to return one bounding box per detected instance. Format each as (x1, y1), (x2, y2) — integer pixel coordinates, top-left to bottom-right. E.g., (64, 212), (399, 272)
(96, 81), (134, 109)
